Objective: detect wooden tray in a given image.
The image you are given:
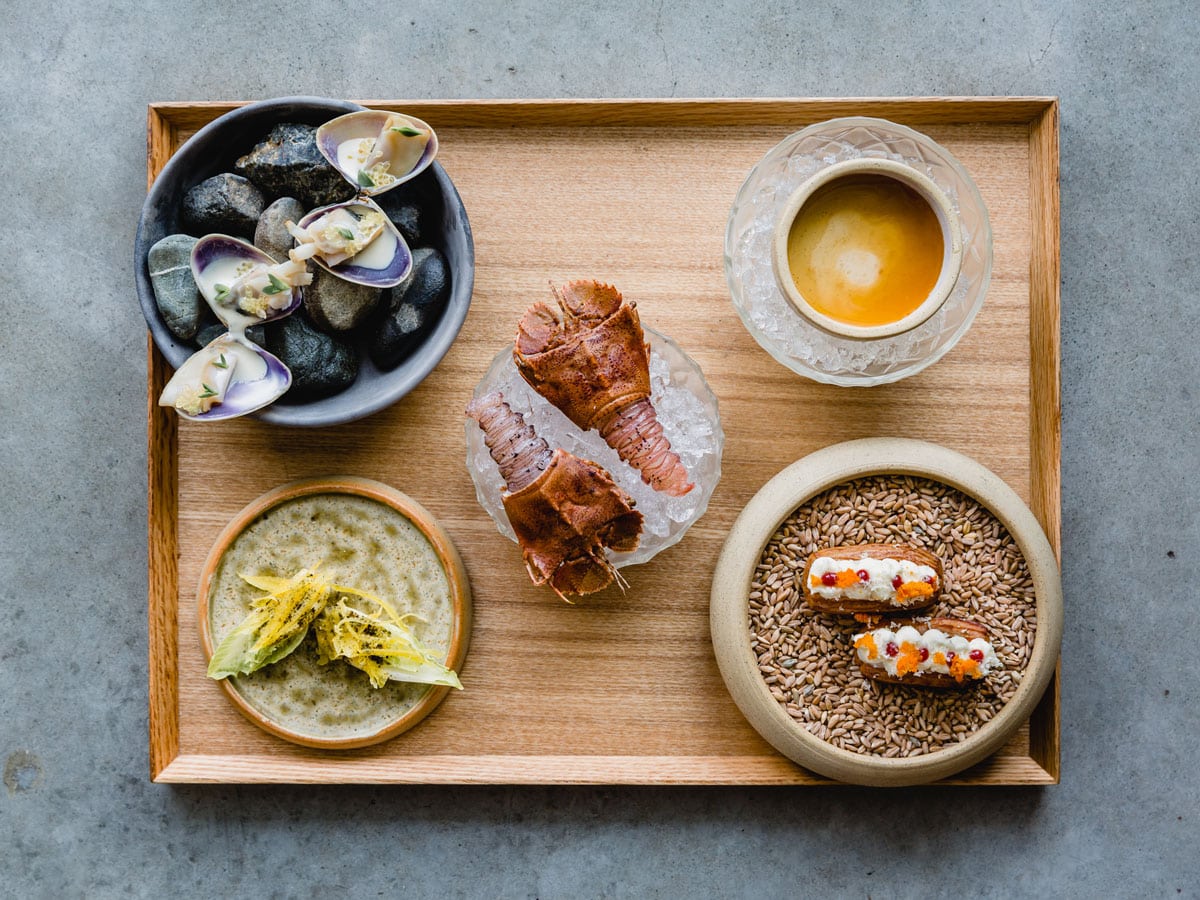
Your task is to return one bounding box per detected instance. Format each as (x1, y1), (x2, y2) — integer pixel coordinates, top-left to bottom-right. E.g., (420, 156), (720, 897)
(147, 97), (1060, 784)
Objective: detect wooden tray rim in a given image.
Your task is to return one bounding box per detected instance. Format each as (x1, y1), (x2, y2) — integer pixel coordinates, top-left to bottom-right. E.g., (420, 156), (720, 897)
(147, 95), (1060, 785)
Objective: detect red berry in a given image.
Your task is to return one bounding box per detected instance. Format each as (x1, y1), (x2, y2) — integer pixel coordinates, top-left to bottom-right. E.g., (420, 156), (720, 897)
(946, 651), (956, 662)
(821, 571), (837, 586)
(925, 575), (936, 586)
(891, 575), (903, 589)
(857, 569), (870, 582)
(919, 647), (930, 662)
(885, 642), (899, 657)
(970, 649), (985, 662)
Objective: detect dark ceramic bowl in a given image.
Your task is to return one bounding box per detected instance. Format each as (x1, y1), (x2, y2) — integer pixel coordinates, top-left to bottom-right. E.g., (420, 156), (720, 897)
(135, 96), (474, 427)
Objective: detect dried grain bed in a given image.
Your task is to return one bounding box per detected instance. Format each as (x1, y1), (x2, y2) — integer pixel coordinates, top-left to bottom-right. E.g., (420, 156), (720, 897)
(749, 475), (1037, 758)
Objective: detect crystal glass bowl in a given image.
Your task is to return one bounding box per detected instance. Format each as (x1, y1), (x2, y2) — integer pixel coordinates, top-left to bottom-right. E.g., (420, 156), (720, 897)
(724, 117), (993, 386)
(464, 328), (723, 568)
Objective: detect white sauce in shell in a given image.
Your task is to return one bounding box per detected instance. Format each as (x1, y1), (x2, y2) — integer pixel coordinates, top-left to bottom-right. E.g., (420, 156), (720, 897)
(348, 221), (397, 270)
(207, 494), (455, 741)
(158, 334), (266, 411)
(193, 256), (266, 335)
(809, 555), (937, 601)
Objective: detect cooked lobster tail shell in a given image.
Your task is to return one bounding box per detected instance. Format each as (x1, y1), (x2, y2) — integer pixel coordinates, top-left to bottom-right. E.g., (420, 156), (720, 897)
(598, 398), (693, 496)
(503, 449), (643, 598)
(466, 391), (552, 493)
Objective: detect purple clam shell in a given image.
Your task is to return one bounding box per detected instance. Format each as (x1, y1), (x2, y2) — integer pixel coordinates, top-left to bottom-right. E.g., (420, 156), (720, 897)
(183, 340), (293, 422)
(295, 199), (412, 288)
(315, 109), (439, 196)
(190, 234), (303, 326)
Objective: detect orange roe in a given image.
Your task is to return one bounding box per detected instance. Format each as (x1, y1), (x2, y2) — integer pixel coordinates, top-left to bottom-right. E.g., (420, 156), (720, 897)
(894, 581), (935, 605)
(895, 642), (922, 676)
(950, 656), (982, 682)
(932, 651), (947, 667)
(835, 569), (859, 588)
(853, 633), (878, 659)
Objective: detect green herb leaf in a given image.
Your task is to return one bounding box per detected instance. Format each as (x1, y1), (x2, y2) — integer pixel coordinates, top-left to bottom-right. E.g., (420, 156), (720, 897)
(199, 383), (218, 399)
(262, 273), (287, 295)
(390, 125), (423, 137)
(213, 354), (228, 369)
(356, 169), (375, 187)
(335, 227), (356, 241)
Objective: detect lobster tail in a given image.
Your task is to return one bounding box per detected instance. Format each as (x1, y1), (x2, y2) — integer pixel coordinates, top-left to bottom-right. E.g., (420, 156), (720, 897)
(466, 392), (553, 493)
(598, 398), (694, 496)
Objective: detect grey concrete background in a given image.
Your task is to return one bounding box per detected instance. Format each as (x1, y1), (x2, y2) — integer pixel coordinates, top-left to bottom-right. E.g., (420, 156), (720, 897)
(1, 1), (1196, 896)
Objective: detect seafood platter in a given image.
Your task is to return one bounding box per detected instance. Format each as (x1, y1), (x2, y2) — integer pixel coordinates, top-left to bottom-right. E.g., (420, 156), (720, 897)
(142, 97), (1062, 785)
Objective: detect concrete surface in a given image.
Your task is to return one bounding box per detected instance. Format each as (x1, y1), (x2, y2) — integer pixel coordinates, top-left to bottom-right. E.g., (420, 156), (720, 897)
(1, 1), (1197, 897)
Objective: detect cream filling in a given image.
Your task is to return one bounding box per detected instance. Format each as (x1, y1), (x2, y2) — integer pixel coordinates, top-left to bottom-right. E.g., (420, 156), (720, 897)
(853, 625), (1001, 679)
(809, 555), (937, 600)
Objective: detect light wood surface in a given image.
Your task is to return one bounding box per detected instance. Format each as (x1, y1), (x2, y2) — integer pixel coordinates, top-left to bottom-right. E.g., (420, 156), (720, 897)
(147, 97), (1060, 784)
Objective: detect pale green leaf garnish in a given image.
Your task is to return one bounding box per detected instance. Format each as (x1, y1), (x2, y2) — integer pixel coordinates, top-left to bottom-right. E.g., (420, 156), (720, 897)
(206, 568), (461, 691)
(206, 569), (329, 680)
(313, 581), (461, 690)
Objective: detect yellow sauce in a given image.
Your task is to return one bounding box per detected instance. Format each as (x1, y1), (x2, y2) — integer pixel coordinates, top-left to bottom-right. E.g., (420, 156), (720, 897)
(208, 494), (453, 741)
(785, 174), (945, 328)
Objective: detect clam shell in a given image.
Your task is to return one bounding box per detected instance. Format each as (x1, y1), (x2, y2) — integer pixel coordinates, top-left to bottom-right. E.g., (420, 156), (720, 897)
(294, 198), (413, 288)
(191, 234), (303, 332)
(315, 109), (438, 196)
(159, 333), (292, 422)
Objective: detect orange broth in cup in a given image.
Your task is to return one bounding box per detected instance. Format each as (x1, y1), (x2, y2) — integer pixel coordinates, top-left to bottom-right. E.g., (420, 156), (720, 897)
(784, 174), (945, 329)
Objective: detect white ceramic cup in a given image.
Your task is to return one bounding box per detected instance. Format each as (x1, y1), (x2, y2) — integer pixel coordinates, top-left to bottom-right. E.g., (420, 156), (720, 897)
(771, 157), (964, 341)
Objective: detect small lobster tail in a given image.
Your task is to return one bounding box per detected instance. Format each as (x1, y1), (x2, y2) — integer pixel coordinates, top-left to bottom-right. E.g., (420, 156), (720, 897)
(598, 398), (693, 496)
(466, 391), (553, 493)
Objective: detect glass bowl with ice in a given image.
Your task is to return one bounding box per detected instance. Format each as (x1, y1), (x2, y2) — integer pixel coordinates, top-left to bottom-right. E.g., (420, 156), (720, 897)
(465, 286), (723, 576)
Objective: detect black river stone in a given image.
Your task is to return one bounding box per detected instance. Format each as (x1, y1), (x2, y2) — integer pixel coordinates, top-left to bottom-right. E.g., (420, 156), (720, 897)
(180, 173), (265, 239)
(266, 314), (358, 400)
(235, 123), (354, 208)
(389, 203), (423, 246)
(369, 248), (450, 370)
(303, 268), (382, 333)
(147, 234), (202, 340)
(254, 196), (307, 262)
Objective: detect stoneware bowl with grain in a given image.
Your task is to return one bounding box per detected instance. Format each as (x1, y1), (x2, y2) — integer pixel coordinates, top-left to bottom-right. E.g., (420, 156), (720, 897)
(709, 438), (1062, 786)
(197, 476), (473, 750)
(135, 96), (474, 427)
